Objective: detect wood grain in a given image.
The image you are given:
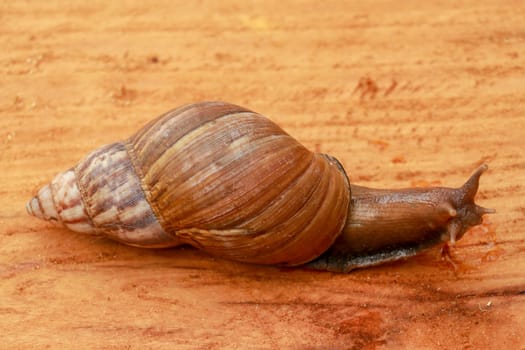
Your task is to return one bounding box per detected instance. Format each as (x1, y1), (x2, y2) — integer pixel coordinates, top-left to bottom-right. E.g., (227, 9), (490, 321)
(1, 1), (524, 348)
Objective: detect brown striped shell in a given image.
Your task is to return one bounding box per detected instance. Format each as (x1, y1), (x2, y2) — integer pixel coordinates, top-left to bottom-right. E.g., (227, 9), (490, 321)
(27, 102), (351, 266)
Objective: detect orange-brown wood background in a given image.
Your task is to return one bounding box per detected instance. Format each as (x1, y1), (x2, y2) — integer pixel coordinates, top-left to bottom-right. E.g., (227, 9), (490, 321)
(1, 1), (524, 349)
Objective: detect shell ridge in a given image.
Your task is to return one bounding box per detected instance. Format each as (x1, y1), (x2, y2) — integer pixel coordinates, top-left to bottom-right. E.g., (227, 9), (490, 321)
(73, 141), (175, 246)
(249, 153), (350, 265)
(143, 111), (265, 184)
(74, 143), (119, 234)
(60, 168), (96, 232)
(175, 227), (254, 249)
(132, 103), (198, 151)
(179, 140), (308, 227)
(134, 102), (247, 149)
(132, 103), (254, 172)
(250, 154), (333, 262)
(233, 149), (316, 229)
(159, 134), (296, 227)
(122, 140), (171, 236)
(187, 153), (330, 263)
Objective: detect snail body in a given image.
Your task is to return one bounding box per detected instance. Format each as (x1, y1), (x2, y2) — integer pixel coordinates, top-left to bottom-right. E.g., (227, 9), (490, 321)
(27, 102), (494, 272)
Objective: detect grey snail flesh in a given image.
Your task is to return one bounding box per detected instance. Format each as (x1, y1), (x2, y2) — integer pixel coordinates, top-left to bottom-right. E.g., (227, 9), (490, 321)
(26, 101), (494, 272)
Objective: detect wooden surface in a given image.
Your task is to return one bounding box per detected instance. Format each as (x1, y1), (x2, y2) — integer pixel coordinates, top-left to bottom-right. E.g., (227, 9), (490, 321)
(1, 1), (524, 349)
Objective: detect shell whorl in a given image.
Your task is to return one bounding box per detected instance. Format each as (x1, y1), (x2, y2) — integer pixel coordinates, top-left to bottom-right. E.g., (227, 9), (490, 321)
(26, 169), (94, 233)
(27, 101), (352, 266)
(73, 142), (175, 247)
(27, 143), (174, 247)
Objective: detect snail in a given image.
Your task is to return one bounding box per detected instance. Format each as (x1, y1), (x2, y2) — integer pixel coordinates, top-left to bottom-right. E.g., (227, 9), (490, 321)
(26, 101), (495, 272)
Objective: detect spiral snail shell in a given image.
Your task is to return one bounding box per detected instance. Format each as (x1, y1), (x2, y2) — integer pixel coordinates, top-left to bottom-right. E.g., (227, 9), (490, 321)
(27, 101), (494, 272)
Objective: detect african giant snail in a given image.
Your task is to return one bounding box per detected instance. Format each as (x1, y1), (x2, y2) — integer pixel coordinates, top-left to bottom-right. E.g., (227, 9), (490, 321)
(26, 101), (494, 272)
